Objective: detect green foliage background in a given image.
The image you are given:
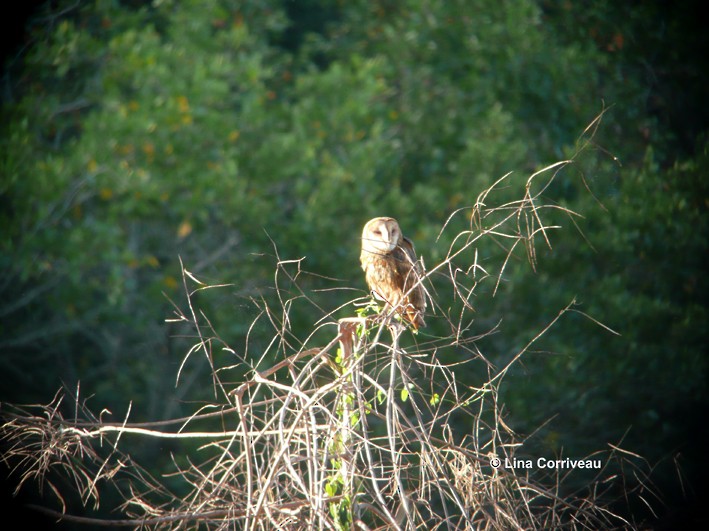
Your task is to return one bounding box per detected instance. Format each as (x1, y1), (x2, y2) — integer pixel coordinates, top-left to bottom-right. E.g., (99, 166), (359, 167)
(2, 0), (707, 525)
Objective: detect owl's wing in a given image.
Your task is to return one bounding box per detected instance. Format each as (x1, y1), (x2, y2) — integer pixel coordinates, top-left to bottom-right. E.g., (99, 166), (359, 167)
(400, 237), (424, 284)
(400, 236), (419, 267)
(398, 236), (427, 328)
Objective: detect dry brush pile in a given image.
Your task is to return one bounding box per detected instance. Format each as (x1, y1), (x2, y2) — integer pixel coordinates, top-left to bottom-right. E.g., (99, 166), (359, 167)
(1, 149), (653, 529)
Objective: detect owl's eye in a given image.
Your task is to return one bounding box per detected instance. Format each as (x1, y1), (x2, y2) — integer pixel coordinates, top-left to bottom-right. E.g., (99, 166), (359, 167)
(373, 229), (381, 235)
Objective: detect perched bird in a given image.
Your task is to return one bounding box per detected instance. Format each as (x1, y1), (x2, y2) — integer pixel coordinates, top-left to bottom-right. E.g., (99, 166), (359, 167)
(360, 217), (426, 330)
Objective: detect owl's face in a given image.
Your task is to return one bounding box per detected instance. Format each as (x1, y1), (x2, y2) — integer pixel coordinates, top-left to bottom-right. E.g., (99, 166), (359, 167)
(361, 217), (402, 254)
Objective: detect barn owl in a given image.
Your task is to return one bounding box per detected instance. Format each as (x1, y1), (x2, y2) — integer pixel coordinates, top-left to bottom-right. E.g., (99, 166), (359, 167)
(360, 217), (426, 330)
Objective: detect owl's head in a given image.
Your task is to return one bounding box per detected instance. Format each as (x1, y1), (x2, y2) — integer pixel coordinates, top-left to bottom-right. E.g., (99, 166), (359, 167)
(361, 217), (402, 254)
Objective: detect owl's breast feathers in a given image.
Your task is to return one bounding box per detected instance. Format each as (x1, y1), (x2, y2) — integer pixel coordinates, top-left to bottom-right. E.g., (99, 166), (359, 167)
(360, 239), (426, 329)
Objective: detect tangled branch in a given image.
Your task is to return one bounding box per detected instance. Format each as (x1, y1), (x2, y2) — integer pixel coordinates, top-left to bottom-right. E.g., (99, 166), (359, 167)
(1, 153), (653, 529)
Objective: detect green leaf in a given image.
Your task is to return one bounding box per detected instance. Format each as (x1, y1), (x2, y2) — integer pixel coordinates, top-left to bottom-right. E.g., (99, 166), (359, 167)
(377, 389), (386, 404)
(400, 388), (409, 402)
